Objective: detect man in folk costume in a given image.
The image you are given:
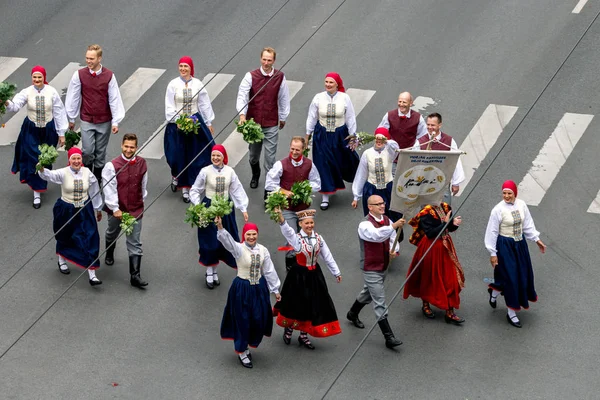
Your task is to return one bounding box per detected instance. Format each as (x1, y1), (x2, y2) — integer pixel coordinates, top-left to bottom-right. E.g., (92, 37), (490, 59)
(378, 92), (427, 167)
(346, 195), (405, 349)
(411, 113), (465, 204)
(403, 202), (465, 324)
(237, 47), (290, 194)
(102, 134), (149, 288)
(265, 136), (321, 271)
(65, 44), (125, 182)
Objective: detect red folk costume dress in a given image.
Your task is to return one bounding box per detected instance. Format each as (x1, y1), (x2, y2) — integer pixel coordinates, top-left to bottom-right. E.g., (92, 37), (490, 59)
(403, 203), (465, 310)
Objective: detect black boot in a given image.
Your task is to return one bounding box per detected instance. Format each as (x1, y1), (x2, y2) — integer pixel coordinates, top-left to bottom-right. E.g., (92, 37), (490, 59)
(378, 318), (402, 349)
(105, 239), (116, 265)
(93, 166), (104, 187)
(250, 162), (261, 189)
(347, 300), (367, 329)
(264, 190), (270, 201)
(129, 255), (148, 288)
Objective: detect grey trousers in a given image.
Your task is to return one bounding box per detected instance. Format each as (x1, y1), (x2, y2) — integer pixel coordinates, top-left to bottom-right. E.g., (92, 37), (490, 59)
(80, 120), (112, 168)
(356, 270), (389, 320)
(106, 215), (143, 256)
(283, 209), (299, 259)
(442, 185), (452, 206)
(248, 125), (279, 173)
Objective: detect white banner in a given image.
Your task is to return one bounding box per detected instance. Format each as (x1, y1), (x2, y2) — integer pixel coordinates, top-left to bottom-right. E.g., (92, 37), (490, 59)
(390, 149), (462, 216)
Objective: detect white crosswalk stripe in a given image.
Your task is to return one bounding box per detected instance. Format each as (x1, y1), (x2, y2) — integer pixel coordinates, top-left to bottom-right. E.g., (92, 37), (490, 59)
(225, 80), (305, 168)
(0, 56), (27, 82)
(139, 73), (235, 159)
(518, 113), (594, 206)
(120, 67), (166, 113)
(457, 104), (519, 196)
(0, 62), (81, 146)
(346, 88), (376, 117)
(411, 96), (436, 112)
(588, 191), (600, 214)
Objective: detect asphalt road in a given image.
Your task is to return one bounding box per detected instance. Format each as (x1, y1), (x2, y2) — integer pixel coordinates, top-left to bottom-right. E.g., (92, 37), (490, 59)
(0, 0), (599, 399)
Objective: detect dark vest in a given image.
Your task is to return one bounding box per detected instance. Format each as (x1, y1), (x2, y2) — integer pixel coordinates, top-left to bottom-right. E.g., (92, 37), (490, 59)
(110, 156), (147, 219)
(280, 157), (312, 212)
(388, 110), (421, 150)
(78, 67), (113, 124)
(360, 214), (391, 272)
(418, 132), (453, 151)
(246, 68), (284, 128)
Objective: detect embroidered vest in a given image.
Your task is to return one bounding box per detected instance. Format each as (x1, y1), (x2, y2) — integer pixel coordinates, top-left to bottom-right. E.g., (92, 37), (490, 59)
(111, 156), (147, 219)
(295, 232), (322, 269)
(499, 202), (525, 241)
(78, 68), (113, 124)
(236, 244), (267, 285)
(61, 167), (90, 208)
(26, 86), (53, 128)
(280, 157), (312, 212)
(365, 148), (393, 189)
(246, 69), (284, 127)
(174, 78), (201, 116)
(204, 165), (233, 200)
(317, 92), (347, 132)
(388, 110), (420, 150)
(360, 214), (391, 272)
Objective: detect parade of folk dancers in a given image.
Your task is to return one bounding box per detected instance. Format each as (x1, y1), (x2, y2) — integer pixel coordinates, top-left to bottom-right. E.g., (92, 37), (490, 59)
(2, 44), (547, 369)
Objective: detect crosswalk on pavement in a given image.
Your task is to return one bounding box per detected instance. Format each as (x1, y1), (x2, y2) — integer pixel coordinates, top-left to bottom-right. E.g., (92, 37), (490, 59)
(1, 56), (599, 213)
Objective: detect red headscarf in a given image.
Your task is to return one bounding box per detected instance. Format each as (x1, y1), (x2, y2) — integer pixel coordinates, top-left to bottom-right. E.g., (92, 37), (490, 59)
(502, 180), (518, 197)
(241, 222), (259, 243)
(325, 72), (345, 92)
(31, 65), (48, 84)
(374, 127), (391, 140)
(178, 56), (195, 77)
(211, 144), (228, 165)
(67, 147), (82, 165)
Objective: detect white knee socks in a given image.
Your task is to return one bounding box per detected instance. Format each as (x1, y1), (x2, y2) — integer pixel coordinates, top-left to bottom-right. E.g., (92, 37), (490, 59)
(507, 308), (518, 320)
(206, 267), (214, 283)
(322, 194), (330, 203)
(88, 269), (97, 279)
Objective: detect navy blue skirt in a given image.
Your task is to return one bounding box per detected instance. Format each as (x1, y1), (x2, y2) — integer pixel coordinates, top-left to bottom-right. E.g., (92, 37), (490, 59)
(53, 199), (100, 269)
(12, 118), (58, 192)
(489, 235), (537, 310)
(164, 112), (214, 189)
(312, 122), (360, 194)
(221, 276), (273, 353)
(197, 197), (238, 268)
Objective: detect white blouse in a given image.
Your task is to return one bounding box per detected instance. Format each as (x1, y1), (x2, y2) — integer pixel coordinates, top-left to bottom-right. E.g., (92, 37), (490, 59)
(7, 85), (68, 135)
(189, 165), (248, 212)
(38, 166), (103, 211)
(485, 199), (540, 256)
(165, 77), (215, 125)
(306, 91), (356, 135)
(352, 140), (398, 200)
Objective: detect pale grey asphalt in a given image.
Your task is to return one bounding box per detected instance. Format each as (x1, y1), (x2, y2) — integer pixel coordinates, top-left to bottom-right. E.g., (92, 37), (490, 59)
(0, 0), (599, 399)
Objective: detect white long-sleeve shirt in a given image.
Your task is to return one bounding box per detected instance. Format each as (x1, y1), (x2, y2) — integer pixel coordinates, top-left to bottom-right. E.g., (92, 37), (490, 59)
(485, 199), (540, 257)
(164, 76), (215, 125)
(236, 67), (290, 121)
(411, 134), (465, 186)
(279, 221), (340, 277)
(358, 213), (400, 253)
(352, 140), (399, 201)
(7, 85), (69, 136)
(189, 165), (249, 212)
(101, 155), (148, 212)
(216, 228), (281, 293)
(264, 158), (321, 193)
(378, 109), (428, 142)
(38, 167), (103, 211)
(65, 66), (125, 126)
(306, 91), (356, 136)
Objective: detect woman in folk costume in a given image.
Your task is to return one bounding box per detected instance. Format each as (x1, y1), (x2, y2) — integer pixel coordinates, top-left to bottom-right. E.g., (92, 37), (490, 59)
(485, 180), (546, 328)
(5, 65), (68, 209)
(216, 217), (281, 369)
(306, 72), (360, 211)
(403, 202), (466, 324)
(273, 208), (342, 350)
(164, 56), (215, 203)
(38, 147), (103, 286)
(190, 144), (249, 289)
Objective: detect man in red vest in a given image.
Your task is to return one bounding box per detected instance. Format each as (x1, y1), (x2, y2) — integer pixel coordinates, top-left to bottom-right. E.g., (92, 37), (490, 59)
(236, 47), (290, 192)
(102, 133), (149, 288)
(346, 194), (405, 349)
(65, 44), (125, 183)
(265, 136), (320, 271)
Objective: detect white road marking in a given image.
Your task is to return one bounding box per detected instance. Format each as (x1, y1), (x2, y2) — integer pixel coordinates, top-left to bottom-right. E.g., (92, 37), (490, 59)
(518, 113), (594, 206)
(411, 96), (436, 112)
(457, 104), (519, 196)
(225, 80), (305, 168)
(588, 190), (600, 214)
(139, 73), (235, 159)
(0, 56), (27, 82)
(0, 62), (81, 146)
(346, 88), (376, 116)
(572, 0), (589, 13)
(120, 67), (166, 113)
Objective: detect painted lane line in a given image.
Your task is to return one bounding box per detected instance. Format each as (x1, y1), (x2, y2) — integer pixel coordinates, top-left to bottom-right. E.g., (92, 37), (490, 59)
(518, 113), (594, 206)
(456, 104), (519, 196)
(225, 80), (305, 168)
(587, 190), (600, 214)
(345, 88), (376, 117)
(139, 73), (235, 159)
(0, 62), (81, 146)
(0, 56), (27, 82)
(411, 96), (436, 112)
(572, 0), (589, 14)
(120, 67), (166, 113)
